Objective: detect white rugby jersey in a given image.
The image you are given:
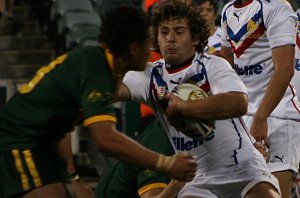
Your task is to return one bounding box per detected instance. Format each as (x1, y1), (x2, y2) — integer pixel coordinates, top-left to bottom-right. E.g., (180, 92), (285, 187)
(123, 53), (262, 172)
(221, 0), (300, 119)
(205, 26), (222, 54)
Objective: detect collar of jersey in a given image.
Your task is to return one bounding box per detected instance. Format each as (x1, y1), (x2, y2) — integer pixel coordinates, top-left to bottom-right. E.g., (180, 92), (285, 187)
(234, 0), (253, 8)
(104, 48), (116, 73)
(165, 55), (194, 74)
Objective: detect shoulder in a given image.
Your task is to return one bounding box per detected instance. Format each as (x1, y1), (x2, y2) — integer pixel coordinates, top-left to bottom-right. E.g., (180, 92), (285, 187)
(197, 53), (231, 68)
(262, 0), (294, 12)
(68, 46), (103, 59)
(215, 27), (222, 36)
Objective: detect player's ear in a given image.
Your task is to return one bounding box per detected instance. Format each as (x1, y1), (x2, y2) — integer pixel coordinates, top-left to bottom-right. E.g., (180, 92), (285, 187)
(192, 38), (200, 46)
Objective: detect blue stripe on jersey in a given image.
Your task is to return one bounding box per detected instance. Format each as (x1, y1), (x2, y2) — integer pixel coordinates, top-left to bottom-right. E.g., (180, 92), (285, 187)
(212, 43), (221, 49)
(231, 118), (243, 165)
(226, 3), (264, 43)
(149, 64), (168, 116)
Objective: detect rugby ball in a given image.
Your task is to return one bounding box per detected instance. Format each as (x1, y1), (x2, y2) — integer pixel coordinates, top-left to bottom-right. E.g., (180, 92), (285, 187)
(172, 83), (214, 139)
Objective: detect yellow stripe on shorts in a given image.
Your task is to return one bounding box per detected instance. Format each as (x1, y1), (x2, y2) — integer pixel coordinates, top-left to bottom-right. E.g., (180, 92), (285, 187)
(23, 150), (42, 187)
(11, 149), (30, 191)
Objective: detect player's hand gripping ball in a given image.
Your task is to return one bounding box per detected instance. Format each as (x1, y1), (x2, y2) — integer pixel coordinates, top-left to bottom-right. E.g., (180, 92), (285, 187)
(172, 83), (214, 139)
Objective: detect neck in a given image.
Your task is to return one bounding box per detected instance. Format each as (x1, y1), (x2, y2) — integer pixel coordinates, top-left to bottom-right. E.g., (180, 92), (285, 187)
(165, 55), (195, 73)
(112, 56), (128, 81)
(210, 24), (217, 36)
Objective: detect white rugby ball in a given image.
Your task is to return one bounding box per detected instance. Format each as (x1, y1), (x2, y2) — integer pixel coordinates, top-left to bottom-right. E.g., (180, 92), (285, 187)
(172, 83), (214, 139)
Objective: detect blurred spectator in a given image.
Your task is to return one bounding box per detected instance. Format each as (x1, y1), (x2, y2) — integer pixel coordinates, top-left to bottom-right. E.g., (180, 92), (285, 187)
(0, 0), (4, 16)
(6, 0), (13, 19)
(0, 0), (14, 19)
(193, 0), (221, 55)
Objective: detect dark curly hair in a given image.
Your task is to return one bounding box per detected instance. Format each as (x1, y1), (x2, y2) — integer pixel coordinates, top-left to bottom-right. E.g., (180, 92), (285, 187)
(99, 5), (150, 56)
(151, 0), (210, 53)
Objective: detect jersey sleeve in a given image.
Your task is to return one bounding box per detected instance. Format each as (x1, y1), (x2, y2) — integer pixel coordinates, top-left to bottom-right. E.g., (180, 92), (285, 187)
(207, 56), (247, 95)
(62, 50), (117, 127)
(265, 2), (297, 49)
(80, 76), (117, 127)
(123, 63), (152, 103)
(220, 3), (232, 48)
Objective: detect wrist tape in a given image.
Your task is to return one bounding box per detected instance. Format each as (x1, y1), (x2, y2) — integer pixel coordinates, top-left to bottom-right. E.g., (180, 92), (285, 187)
(155, 154), (176, 172)
(69, 171), (80, 182)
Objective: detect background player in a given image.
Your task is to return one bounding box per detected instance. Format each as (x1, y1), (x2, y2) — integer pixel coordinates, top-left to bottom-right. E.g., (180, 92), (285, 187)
(193, 0), (222, 55)
(221, 0), (300, 197)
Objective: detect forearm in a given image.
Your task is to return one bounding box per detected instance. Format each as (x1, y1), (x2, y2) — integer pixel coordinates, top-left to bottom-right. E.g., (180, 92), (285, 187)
(57, 133), (76, 174)
(255, 68), (293, 121)
(180, 92), (248, 120)
(89, 123), (158, 170)
(255, 46), (294, 121)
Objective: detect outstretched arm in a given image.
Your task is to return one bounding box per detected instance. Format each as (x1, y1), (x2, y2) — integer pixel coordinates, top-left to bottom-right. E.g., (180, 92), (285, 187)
(88, 121), (197, 181)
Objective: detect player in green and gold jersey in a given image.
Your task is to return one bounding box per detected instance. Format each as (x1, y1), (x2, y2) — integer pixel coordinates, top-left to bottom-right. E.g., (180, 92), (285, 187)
(0, 5), (196, 198)
(96, 119), (185, 198)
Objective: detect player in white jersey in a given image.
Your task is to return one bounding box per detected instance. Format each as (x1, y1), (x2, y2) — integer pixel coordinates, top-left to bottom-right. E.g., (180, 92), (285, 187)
(292, 9), (300, 99)
(118, 1), (280, 197)
(291, 8), (300, 198)
(221, 0), (300, 197)
(193, 0), (222, 55)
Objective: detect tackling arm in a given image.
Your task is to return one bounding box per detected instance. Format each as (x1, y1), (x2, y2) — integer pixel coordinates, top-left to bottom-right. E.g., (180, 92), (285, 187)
(88, 121), (197, 181)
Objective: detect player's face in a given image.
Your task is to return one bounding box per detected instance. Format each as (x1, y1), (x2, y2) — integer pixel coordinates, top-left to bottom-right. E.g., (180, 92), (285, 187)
(157, 18), (198, 65)
(198, 1), (216, 27)
(130, 29), (152, 71)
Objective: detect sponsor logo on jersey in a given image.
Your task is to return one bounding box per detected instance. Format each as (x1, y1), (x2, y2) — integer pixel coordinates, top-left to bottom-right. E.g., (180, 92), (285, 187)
(143, 169), (157, 176)
(234, 64), (263, 75)
(274, 155), (284, 163)
(295, 59), (300, 71)
(233, 12), (242, 22)
(86, 90), (113, 103)
(247, 19), (258, 33)
(172, 132), (215, 151)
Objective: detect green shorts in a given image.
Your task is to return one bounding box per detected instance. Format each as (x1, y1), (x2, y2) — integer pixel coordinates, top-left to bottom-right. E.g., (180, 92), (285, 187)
(0, 147), (68, 197)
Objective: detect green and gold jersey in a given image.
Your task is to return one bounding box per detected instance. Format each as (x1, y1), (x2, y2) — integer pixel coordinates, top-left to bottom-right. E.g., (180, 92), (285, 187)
(95, 120), (174, 198)
(0, 46), (117, 151)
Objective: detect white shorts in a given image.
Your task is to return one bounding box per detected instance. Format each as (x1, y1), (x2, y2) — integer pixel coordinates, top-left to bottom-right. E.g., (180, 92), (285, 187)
(244, 115), (300, 173)
(178, 156), (280, 198)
